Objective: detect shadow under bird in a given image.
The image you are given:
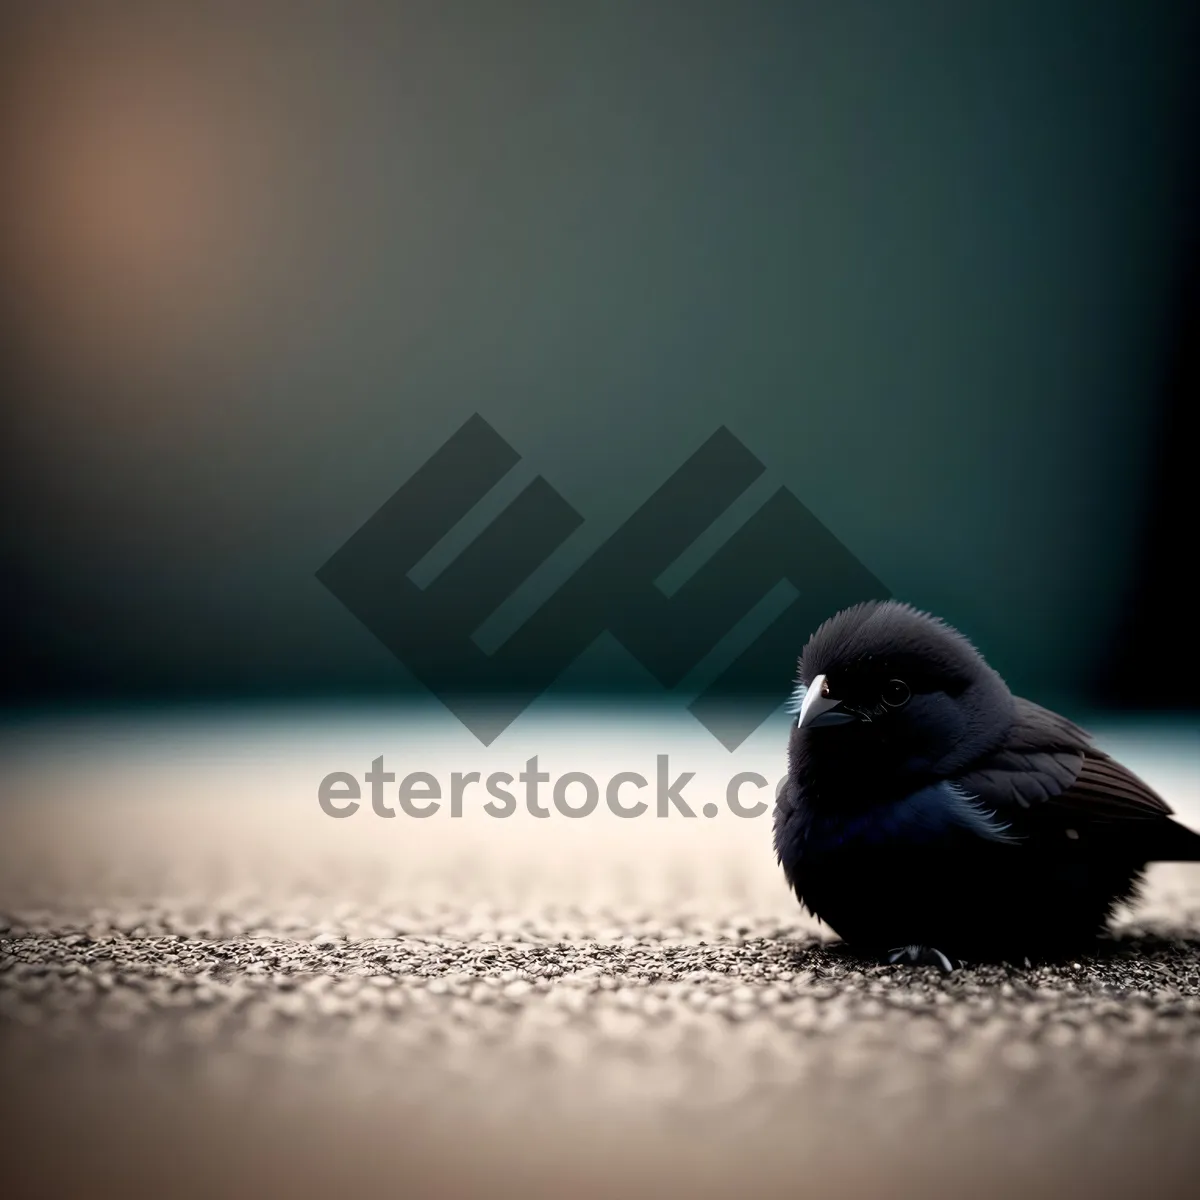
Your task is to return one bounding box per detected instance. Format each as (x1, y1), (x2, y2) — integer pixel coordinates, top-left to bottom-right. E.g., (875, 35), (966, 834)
(773, 601), (1200, 970)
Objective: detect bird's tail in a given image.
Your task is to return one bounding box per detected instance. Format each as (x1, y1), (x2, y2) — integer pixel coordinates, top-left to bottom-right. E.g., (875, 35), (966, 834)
(1150, 817), (1200, 863)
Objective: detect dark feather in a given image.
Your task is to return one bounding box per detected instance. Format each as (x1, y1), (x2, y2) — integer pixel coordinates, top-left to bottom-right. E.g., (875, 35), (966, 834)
(959, 697), (1188, 837)
(1058, 752), (1173, 821)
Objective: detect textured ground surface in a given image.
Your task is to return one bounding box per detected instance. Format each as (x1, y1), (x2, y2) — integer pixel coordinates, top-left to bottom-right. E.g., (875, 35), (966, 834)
(2, 710), (1199, 1198)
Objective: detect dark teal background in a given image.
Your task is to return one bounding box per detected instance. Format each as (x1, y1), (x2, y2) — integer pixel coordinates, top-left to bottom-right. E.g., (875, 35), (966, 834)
(3, 2), (1197, 709)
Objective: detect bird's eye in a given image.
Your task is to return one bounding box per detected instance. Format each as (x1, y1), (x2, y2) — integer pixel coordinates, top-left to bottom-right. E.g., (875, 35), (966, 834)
(881, 679), (911, 707)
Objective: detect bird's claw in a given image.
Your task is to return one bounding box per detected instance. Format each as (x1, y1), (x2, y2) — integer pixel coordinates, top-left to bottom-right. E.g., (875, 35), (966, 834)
(887, 944), (956, 973)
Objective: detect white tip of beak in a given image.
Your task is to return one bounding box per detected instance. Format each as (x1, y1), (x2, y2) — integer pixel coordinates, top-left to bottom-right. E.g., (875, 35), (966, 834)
(797, 675), (827, 727)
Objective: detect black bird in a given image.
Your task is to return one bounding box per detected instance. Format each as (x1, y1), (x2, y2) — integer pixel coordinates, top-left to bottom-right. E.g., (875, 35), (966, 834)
(773, 600), (1200, 969)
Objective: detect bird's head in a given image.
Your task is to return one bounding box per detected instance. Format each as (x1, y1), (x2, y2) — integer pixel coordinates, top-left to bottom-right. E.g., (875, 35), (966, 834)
(789, 601), (1016, 779)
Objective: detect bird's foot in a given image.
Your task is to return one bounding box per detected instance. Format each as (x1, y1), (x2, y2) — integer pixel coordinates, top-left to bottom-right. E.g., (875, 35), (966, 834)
(887, 944), (956, 973)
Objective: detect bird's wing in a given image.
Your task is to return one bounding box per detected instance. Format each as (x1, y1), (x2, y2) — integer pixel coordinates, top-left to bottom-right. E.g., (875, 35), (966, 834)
(957, 745), (1174, 824)
(954, 744), (1085, 815)
(1046, 750), (1173, 822)
(955, 699), (1200, 859)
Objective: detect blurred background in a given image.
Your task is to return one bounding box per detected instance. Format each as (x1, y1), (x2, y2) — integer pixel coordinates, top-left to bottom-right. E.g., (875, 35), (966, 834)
(2, 0), (1198, 714)
(3, 5), (1200, 1199)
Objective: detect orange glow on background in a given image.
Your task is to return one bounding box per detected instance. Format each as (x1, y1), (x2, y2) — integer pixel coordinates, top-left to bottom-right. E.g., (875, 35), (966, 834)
(3, 13), (286, 385)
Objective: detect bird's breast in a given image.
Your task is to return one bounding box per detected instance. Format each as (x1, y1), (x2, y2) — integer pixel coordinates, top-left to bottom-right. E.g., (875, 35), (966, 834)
(794, 781), (1013, 862)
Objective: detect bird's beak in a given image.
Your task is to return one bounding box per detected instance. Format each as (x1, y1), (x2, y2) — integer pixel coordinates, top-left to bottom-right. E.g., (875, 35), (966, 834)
(797, 674), (857, 729)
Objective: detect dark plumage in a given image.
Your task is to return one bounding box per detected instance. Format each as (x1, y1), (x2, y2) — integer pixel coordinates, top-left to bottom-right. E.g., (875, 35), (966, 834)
(773, 601), (1200, 967)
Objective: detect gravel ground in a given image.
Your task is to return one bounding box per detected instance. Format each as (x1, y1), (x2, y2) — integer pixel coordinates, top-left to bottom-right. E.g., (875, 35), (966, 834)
(3, 711), (1199, 1198)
